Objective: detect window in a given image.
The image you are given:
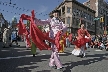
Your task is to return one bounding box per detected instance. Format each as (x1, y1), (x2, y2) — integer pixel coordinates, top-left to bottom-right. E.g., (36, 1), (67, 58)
(81, 11), (83, 17)
(76, 9), (79, 16)
(76, 18), (80, 26)
(72, 17), (76, 24)
(62, 6), (65, 12)
(79, 10), (81, 17)
(67, 17), (70, 24)
(67, 7), (71, 13)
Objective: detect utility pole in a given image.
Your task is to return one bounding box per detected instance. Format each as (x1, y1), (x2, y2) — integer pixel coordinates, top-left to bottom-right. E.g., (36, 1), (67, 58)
(95, 19), (97, 37)
(94, 17), (100, 38)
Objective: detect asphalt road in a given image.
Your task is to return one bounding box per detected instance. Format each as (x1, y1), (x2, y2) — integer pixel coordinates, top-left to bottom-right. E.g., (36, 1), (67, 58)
(0, 42), (108, 72)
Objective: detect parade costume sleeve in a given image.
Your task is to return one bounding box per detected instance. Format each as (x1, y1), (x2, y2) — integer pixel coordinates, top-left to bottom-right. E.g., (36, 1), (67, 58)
(17, 21), (26, 35)
(18, 18), (31, 47)
(85, 30), (91, 37)
(30, 21), (54, 50)
(30, 10), (55, 50)
(19, 14), (53, 50)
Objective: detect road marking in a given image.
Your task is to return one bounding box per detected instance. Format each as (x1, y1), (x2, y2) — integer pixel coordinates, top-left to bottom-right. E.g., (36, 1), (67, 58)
(95, 50), (103, 51)
(17, 50), (31, 52)
(41, 54), (46, 55)
(1, 50), (10, 52)
(0, 54), (47, 60)
(58, 53), (66, 54)
(0, 55), (33, 60)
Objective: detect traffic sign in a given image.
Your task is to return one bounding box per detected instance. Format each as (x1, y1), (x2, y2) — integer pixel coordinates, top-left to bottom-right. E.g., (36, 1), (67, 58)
(94, 18), (100, 20)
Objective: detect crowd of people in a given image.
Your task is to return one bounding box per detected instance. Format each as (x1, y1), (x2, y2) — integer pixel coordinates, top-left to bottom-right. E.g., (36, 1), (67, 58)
(89, 35), (108, 51)
(1, 26), (20, 48)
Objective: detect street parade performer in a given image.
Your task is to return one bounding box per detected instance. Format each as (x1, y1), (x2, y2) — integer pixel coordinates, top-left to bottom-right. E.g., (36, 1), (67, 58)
(17, 10), (67, 70)
(72, 24), (91, 58)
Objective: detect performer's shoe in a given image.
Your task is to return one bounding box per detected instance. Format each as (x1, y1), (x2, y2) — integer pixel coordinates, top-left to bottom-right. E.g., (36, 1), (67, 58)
(81, 54), (85, 58)
(9, 44), (12, 47)
(77, 55), (81, 57)
(17, 45), (20, 47)
(33, 54), (35, 57)
(57, 67), (65, 71)
(106, 48), (108, 51)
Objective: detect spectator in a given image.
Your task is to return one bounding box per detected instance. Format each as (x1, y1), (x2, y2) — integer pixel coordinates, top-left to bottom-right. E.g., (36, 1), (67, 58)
(10, 31), (20, 47)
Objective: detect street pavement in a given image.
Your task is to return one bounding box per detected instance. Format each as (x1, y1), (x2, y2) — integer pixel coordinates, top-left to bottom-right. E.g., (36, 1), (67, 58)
(0, 42), (108, 72)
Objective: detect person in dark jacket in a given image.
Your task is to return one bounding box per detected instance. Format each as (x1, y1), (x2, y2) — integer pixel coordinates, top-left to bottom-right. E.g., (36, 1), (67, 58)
(10, 31), (20, 46)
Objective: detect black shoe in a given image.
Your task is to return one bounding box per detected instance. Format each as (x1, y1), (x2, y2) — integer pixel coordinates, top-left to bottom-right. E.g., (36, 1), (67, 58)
(77, 55), (82, 57)
(9, 44), (12, 47)
(81, 54), (85, 58)
(16, 45), (20, 47)
(33, 54), (35, 57)
(57, 67), (65, 71)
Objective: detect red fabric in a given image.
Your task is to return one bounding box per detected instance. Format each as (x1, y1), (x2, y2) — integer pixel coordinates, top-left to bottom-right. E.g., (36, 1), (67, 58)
(17, 21), (26, 35)
(69, 34), (72, 42)
(73, 38), (90, 48)
(55, 31), (62, 51)
(43, 31), (49, 37)
(64, 37), (66, 47)
(19, 11), (55, 50)
(30, 22), (50, 50)
(18, 18), (31, 47)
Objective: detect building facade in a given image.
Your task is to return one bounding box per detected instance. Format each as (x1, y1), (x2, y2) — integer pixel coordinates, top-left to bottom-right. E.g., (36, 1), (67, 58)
(0, 13), (8, 32)
(83, 0), (108, 34)
(49, 0), (95, 35)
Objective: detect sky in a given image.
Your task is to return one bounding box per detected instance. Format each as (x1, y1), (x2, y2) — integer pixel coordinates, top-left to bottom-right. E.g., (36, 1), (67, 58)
(0, 0), (87, 23)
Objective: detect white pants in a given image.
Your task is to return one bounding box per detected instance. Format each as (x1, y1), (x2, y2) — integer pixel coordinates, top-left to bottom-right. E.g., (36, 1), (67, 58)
(72, 45), (85, 56)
